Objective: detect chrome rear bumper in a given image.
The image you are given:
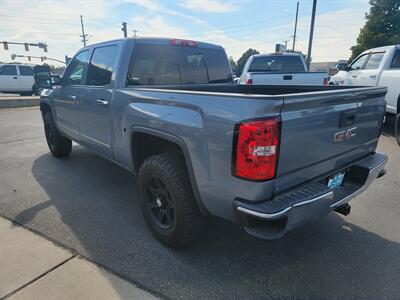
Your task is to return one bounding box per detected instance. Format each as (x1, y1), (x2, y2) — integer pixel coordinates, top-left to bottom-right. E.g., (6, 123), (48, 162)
(235, 152), (387, 239)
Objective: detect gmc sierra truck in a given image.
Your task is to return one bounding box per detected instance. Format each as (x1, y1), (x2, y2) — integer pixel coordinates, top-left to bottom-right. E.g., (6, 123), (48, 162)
(40, 38), (387, 247)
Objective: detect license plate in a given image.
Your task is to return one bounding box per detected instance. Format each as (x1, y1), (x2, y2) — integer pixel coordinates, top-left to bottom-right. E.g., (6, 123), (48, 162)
(327, 172), (345, 189)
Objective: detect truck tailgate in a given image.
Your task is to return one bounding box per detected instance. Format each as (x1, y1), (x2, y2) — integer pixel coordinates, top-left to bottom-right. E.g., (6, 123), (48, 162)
(275, 87), (386, 192)
(251, 72), (327, 85)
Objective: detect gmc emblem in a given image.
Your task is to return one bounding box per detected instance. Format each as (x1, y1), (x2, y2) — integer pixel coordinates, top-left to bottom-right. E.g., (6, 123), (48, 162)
(334, 127), (357, 143)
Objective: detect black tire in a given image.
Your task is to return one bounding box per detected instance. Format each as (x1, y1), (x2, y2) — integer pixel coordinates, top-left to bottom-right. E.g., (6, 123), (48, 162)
(395, 113), (400, 146)
(44, 112), (72, 157)
(19, 91), (32, 96)
(138, 153), (204, 247)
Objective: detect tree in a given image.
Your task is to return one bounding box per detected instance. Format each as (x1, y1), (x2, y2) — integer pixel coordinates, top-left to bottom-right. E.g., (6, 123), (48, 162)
(228, 56), (238, 75)
(236, 48), (259, 75)
(350, 0), (400, 60)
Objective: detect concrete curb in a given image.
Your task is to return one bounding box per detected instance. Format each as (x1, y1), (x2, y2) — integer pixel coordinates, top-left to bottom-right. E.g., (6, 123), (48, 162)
(0, 97), (40, 109)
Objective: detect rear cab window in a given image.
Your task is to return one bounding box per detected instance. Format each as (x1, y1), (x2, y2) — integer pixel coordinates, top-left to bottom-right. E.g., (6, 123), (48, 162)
(126, 44), (232, 86)
(249, 55), (305, 73)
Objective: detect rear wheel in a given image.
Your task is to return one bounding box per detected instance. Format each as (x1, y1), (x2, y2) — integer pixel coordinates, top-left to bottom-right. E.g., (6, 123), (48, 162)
(395, 114), (400, 146)
(138, 153), (204, 247)
(44, 112), (72, 157)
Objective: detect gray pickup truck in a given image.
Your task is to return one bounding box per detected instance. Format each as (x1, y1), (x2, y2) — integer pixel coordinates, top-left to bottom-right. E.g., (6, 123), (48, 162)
(40, 37), (387, 247)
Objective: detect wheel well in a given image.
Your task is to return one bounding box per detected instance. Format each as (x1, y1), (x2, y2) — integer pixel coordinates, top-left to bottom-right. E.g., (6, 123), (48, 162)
(131, 131), (210, 216)
(131, 132), (185, 172)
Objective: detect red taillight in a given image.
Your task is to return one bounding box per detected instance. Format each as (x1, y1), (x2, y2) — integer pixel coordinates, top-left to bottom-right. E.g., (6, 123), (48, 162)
(234, 118), (280, 181)
(323, 78), (329, 85)
(170, 39), (197, 47)
(246, 79), (253, 85)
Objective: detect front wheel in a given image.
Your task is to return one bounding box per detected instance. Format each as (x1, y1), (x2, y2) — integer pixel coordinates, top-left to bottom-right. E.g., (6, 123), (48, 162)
(44, 112), (72, 157)
(138, 153), (204, 247)
(395, 114), (400, 146)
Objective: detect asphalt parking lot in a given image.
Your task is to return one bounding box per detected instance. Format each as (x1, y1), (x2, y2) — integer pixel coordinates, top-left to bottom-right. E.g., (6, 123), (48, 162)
(0, 107), (399, 299)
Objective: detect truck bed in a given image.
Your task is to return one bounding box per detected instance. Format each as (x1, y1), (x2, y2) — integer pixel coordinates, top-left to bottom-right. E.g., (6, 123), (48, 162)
(151, 83), (368, 95)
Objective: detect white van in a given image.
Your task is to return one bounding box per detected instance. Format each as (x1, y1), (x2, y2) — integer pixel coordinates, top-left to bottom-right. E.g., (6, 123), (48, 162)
(0, 64), (38, 96)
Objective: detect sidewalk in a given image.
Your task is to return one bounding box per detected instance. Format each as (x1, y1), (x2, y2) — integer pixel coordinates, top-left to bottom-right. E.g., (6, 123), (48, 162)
(0, 96), (40, 109)
(0, 216), (158, 300)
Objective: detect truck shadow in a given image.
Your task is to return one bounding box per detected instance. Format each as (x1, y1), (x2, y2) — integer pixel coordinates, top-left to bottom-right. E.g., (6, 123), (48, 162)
(19, 146), (400, 299)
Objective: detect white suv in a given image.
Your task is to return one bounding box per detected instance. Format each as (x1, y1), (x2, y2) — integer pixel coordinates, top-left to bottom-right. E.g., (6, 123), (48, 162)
(0, 64), (38, 96)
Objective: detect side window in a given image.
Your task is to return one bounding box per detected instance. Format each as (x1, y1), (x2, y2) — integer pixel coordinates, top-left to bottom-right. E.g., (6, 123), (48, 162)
(349, 54), (369, 71)
(0, 65), (17, 75)
(86, 45), (118, 86)
(390, 50), (400, 69)
(364, 52), (385, 70)
(63, 50), (89, 86)
(19, 66), (34, 76)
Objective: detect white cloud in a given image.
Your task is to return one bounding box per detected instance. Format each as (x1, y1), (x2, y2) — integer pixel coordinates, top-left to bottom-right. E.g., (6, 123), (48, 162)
(132, 15), (187, 37)
(0, 0), (116, 65)
(125, 0), (159, 12)
(180, 0), (237, 13)
(0, 0), (369, 66)
(293, 8), (368, 62)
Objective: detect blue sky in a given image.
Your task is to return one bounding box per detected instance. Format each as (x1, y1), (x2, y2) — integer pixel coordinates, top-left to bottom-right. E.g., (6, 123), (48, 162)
(0, 0), (370, 65)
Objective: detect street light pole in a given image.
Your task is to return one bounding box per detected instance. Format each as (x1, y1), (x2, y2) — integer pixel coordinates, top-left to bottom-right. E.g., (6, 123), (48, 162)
(306, 0), (317, 70)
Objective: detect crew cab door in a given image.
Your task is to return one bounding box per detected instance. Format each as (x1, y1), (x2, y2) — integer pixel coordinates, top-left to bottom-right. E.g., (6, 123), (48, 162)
(0, 65), (19, 92)
(77, 44), (120, 158)
(52, 50), (90, 139)
(347, 53), (369, 85)
(355, 52), (385, 86)
(18, 65), (35, 92)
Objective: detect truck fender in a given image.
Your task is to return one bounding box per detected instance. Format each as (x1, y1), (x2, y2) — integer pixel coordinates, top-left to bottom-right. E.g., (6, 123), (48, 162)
(129, 126), (210, 216)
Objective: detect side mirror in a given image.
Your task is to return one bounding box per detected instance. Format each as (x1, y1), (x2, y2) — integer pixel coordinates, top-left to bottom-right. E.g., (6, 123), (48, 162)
(51, 75), (61, 86)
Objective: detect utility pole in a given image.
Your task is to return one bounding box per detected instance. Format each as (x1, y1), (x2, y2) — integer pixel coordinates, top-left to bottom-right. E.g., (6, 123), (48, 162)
(121, 22), (127, 38)
(292, 1), (299, 51)
(306, 0), (317, 70)
(80, 15), (88, 46)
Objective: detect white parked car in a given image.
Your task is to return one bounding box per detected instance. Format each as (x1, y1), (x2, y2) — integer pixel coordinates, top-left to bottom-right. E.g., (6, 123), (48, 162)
(330, 45), (400, 115)
(239, 53), (328, 86)
(330, 45), (400, 144)
(0, 63), (39, 96)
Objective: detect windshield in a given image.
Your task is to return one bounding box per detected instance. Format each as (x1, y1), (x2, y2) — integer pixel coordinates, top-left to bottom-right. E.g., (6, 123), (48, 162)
(249, 55), (305, 73)
(127, 44), (232, 86)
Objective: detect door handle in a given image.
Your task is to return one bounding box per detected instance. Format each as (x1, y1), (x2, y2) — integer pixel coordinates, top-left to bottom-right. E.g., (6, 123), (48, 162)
(67, 95), (77, 100)
(370, 75), (377, 79)
(96, 99), (109, 105)
(13, 77), (18, 79)
(351, 75), (357, 78)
